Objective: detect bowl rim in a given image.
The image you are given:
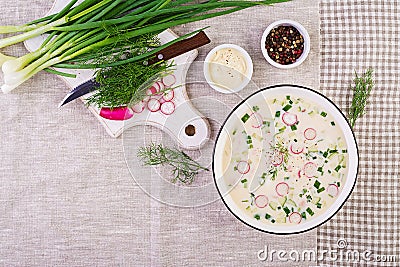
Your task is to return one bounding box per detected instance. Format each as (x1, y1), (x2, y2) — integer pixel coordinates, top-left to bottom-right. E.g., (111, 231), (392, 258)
(204, 44), (254, 94)
(212, 84), (359, 235)
(261, 19), (311, 69)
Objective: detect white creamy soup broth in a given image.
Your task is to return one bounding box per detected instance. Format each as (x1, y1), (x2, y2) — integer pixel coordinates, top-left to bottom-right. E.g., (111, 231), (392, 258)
(222, 94), (349, 225)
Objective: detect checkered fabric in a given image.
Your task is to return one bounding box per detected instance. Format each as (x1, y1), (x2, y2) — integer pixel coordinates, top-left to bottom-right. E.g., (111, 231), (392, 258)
(319, 1), (400, 266)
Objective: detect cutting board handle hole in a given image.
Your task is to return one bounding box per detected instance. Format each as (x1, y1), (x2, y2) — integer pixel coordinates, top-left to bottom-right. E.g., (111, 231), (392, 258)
(185, 125), (196, 136)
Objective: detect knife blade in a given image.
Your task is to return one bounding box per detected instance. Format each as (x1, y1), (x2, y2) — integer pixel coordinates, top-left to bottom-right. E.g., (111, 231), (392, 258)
(59, 31), (211, 107)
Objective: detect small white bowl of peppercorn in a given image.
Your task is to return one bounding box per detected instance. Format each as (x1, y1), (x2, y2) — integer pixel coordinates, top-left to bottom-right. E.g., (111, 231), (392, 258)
(261, 19), (310, 69)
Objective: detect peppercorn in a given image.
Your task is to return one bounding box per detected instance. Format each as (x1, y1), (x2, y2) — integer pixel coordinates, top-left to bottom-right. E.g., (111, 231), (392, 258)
(265, 25), (304, 65)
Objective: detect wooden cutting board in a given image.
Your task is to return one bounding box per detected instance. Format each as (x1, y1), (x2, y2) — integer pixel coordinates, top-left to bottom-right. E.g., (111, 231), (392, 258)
(24, 0), (210, 150)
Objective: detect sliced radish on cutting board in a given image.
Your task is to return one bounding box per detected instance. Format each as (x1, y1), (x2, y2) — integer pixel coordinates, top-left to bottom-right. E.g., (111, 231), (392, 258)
(131, 101), (145, 113)
(162, 74), (176, 87)
(160, 101), (175, 115)
(146, 86), (158, 97)
(162, 90), (175, 102)
(147, 98), (161, 112)
(156, 81), (164, 92)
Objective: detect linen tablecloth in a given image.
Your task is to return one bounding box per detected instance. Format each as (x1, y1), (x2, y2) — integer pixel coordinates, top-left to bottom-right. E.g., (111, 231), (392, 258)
(0, 1), (318, 266)
(319, 1), (399, 266)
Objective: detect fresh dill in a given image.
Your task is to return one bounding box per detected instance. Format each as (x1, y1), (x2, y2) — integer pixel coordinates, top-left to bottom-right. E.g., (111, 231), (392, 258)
(137, 143), (209, 185)
(87, 60), (173, 108)
(85, 34), (174, 108)
(348, 68), (374, 127)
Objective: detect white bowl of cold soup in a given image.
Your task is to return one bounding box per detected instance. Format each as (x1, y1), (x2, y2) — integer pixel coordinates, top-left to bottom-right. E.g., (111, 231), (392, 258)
(213, 85), (358, 234)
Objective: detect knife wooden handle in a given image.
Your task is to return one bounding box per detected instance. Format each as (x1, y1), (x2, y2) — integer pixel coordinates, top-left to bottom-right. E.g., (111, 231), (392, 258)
(148, 31), (211, 65)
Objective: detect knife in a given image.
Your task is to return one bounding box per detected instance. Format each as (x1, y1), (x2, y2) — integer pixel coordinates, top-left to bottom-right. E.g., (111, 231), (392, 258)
(59, 31), (211, 107)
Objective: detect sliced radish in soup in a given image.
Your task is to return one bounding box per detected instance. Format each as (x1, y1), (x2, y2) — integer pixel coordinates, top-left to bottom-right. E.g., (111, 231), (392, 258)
(236, 161), (250, 174)
(327, 184), (339, 197)
(289, 212), (302, 224)
(304, 128), (317, 140)
(276, 182), (289, 196)
(271, 151), (284, 166)
(255, 195), (269, 208)
(290, 142), (304, 154)
(249, 112), (263, 128)
(282, 112), (298, 126)
(304, 162), (318, 178)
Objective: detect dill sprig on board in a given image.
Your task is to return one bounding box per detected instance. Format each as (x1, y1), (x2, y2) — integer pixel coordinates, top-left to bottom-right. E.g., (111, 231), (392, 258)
(138, 143), (209, 185)
(85, 34), (174, 108)
(86, 60), (173, 108)
(348, 68), (374, 127)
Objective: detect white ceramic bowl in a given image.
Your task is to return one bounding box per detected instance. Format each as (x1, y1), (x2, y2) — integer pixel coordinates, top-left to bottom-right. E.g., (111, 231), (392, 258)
(213, 85), (358, 234)
(261, 20), (311, 69)
(204, 44), (253, 94)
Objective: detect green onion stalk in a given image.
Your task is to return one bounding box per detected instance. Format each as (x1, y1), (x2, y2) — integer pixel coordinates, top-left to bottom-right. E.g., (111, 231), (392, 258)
(0, 0), (291, 93)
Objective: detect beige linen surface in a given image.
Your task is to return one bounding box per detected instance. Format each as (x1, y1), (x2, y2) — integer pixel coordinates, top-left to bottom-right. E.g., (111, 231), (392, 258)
(0, 1), (319, 266)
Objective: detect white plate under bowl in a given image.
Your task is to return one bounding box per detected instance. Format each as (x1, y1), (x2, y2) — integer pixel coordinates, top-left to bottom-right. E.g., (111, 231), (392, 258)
(213, 85), (358, 234)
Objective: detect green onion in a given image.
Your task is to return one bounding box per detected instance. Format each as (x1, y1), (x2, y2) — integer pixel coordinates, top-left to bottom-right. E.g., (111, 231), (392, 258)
(306, 207), (314, 216)
(317, 187), (325, 193)
(241, 113), (250, 123)
(314, 180), (321, 189)
(321, 111), (327, 117)
(275, 111), (281, 117)
(283, 104), (292, 111)
(283, 207), (290, 215)
(0, 0), (291, 93)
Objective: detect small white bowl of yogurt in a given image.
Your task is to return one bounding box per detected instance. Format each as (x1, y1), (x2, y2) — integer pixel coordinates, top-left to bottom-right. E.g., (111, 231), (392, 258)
(204, 44), (253, 94)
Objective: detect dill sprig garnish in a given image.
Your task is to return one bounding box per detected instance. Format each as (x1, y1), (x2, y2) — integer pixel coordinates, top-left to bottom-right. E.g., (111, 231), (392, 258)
(137, 143), (209, 185)
(348, 68), (374, 127)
